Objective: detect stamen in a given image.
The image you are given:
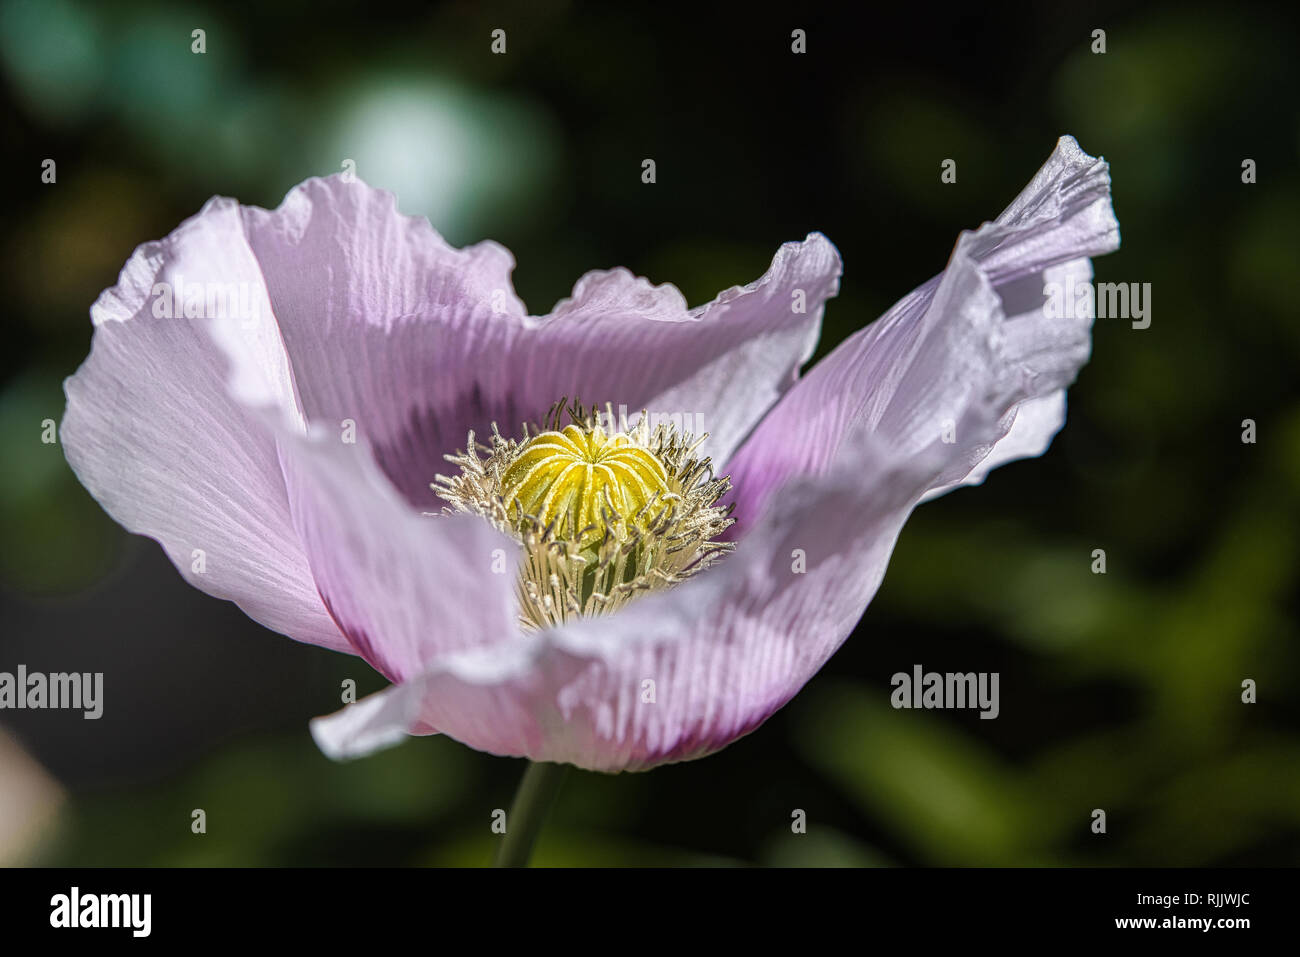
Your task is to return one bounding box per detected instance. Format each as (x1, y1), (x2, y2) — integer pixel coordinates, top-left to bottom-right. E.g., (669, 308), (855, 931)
(433, 400), (735, 631)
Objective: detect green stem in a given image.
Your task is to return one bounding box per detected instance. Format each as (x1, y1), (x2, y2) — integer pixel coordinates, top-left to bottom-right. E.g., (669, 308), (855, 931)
(494, 761), (568, 867)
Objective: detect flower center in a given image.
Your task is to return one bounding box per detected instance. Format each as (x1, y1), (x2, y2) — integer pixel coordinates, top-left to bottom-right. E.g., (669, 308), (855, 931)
(499, 423), (675, 546)
(433, 402), (734, 630)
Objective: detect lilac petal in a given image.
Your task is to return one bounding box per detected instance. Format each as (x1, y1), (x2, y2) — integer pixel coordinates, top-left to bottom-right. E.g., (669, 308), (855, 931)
(66, 184), (528, 674)
(237, 174), (841, 505)
(236, 177), (528, 507)
(61, 199), (347, 652)
(725, 136), (1119, 527)
(925, 391), (1065, 500)
(312, 421), (938, 770)
(240, 177), (527, 322)
(531, 234), (841, 465)
(273, 419), (522, 683)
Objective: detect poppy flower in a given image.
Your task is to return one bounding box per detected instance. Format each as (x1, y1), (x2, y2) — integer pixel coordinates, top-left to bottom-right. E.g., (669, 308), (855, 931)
(62, 135), (1119, 773)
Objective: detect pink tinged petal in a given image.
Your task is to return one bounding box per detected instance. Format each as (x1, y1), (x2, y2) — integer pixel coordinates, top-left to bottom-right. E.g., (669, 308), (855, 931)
(275, 422), (523, 683)
(925, 253), (1097, 498)
(236, 177), (529, 507)
(240, 176), (527, 323)
(311, 426), (934, 770)
(312, 684), (420, 759)
(965, 136), (1119, 284)
(236, 177), (841, 508)
(61, 199), (348, 653)
(726, 135), (1120, 526)
(924, 391), (1066, 501)
(529, 233), (842, 465)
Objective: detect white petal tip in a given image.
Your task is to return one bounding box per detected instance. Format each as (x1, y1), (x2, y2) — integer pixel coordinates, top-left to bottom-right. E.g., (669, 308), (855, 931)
(310, 693), (412, 761)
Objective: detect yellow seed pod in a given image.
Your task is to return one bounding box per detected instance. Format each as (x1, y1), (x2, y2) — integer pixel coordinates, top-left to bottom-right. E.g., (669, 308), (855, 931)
(433, 403), (735, 630)
(499, 424), (675, 541)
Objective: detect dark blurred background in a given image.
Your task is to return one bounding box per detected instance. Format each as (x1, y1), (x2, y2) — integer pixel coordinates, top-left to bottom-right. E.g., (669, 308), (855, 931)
(1, 0), (1298, 866)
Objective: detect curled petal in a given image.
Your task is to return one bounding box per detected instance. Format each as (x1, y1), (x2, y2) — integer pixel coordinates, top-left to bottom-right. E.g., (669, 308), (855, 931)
(233, 178), (842, 507)
(275, 421), (522, 682)
(237, 176), (528, 507)
(726, 135), (1119, 526)
(313, 424), (930, 770)
(240, 175), (528, 323)
(530, 233), (841, 465)
(61, 199), (346, 652)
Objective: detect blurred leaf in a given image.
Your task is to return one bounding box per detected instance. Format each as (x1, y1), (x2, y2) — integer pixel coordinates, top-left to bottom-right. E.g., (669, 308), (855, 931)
(793, 681), (1055, 865)
(761, 826), (890, 868)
